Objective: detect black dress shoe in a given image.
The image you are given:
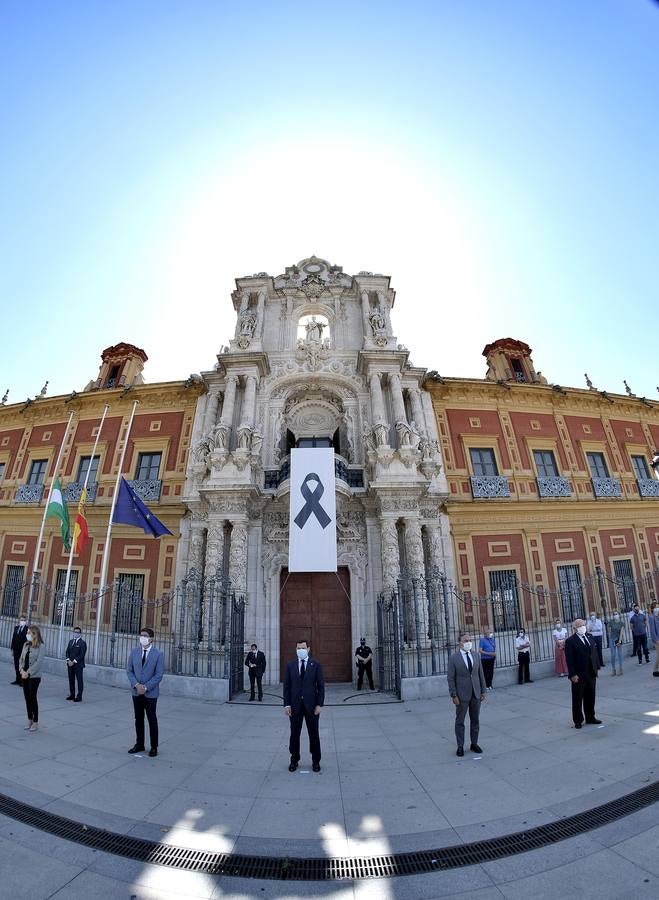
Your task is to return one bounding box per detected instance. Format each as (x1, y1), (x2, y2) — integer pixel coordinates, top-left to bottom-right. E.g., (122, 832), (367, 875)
(258, 697), (263, 701)
(73, 698), (82, 703)
(11, 681), (21, 685)
(249, 697), (255, 701)
(149, 748), (158, 758)
(66, 696), (74, 701)
(312, 762), (321, 772)
(574, 723), (582, 729)
(585, 718), (602, 725)
(456, 747), (464, 757)
(525, 680), (534, 683)
(288, 760), (298, 772)
(470, 743), (483, 754)
(128, 745), (145, 754)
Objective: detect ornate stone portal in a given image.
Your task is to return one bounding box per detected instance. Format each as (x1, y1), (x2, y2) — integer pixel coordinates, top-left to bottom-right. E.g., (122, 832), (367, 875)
(177, 256), (455, 683)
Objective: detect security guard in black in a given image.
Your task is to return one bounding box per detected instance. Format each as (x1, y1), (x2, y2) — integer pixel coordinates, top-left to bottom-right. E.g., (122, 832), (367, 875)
(355, 638), (374, 690)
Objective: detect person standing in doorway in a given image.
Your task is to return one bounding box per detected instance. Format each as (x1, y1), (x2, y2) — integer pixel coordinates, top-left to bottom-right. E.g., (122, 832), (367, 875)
(586, 612), (605, 667)
(354, 637), (374, 690)
(447, 633), (486, 756)
(478, 631), (496, 690)
(515, 629), (533, 684)
(19, 625), (45, 732)
(245, 643), (266, 701)
(11, 615), (29, 685)
(65, 626), (87, 701)
(565, 618), (601, 729)
(649, 606), (659, 677)
(283, 639), (324, 773)
(606, 612), (625, 676)
(630, 605), (650, 665)
(126, 628), (164, 758)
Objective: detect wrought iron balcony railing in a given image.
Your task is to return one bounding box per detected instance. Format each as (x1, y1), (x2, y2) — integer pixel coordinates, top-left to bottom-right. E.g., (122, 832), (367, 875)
(64, 482), (98, 503)
(470, 475), (511, 499)
(536, 476), (571, 498)
(591, 477), (622, 498)
(127, 479), (162, 502)
(637, 478), (659, 498)
(15, 484), (44, 504)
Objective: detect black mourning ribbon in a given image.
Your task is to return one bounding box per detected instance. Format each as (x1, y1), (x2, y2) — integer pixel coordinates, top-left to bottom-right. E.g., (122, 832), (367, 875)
(294, 472), (331, 530)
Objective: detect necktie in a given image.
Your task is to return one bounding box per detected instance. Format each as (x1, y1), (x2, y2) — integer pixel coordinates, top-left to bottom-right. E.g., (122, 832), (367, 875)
(466, 653), (473, 673)
(141, 650), (147, 666)
(300, 660), (306, 679)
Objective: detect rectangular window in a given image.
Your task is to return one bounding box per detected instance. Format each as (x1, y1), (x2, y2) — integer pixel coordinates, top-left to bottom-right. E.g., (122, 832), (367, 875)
(557, 564), (585, 622)
(488, 569), (521, 632)
(0, 462), (5, 481)
(77, 455), (100, 485)
(470, 448), (498, 476)
(631, 455), (650, 481)
(2, 564), (25, 616)
(613, 559), (637, 610)
(296, 437), (332, 448)
(135, 452), (161, 481)
(533, 449), (559, 477)
(115, 573), (144, 633)
(52, 568), (79, 625)
(586, 451), (609, 479)
(27, 459), (48, 485)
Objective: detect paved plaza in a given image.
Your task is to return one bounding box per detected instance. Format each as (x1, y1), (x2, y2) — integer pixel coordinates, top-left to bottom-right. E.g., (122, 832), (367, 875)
(0, 657), (658, 899)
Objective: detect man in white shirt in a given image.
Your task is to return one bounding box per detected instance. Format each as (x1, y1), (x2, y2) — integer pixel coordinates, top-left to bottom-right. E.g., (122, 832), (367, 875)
(447, 633), (486, 757)
(586, 612), (605, 667)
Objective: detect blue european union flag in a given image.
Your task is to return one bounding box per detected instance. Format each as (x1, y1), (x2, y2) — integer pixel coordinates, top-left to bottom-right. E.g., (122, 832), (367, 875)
(112, 478), (172, 537)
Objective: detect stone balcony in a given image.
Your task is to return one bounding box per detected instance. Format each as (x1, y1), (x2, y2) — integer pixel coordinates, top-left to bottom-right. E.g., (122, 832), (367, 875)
(591, 477), (622, 498)
(637, 478), (659, 498)
(63, 482), (98, 503)
(15, 483), (44, 504)
(470, 475), (511, 499)
(127, 479), (162, 502)
(536, 475), (571, 498)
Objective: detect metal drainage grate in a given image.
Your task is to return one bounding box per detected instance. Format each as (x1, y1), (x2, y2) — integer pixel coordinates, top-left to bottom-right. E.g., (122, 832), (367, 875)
(1, 781), (658, 881)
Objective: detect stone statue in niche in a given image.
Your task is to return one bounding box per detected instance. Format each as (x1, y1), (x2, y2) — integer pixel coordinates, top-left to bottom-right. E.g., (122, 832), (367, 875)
(250, 429), (263, 457)
(305, 317), (325, 344)
(210, 422), (230, 450)
(237, 314), (257, 348)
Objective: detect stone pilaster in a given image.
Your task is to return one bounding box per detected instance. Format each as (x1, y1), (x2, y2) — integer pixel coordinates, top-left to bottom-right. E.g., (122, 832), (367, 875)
(205, 518), (226, 579)
(228, 519), (249, 598)
(380, 517), (400, 595)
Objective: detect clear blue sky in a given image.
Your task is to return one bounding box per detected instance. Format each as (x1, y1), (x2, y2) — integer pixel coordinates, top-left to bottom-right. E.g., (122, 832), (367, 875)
(2, 1), (658, 402)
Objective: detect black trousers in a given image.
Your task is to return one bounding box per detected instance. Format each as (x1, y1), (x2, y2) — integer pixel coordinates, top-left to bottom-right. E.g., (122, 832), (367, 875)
(13, 651), (22, 682)
(357, 661), (374, 689)
(23, 677), (41, 722)
(68, 664), (84, 699)
(454, 692), (481, 748)
(132, 695), (158, 749)
(248, 669), (263, 699)
(481, 657), (495, 688)
(633, 634), (649, 662)
(571, 674), (597, 725)
(592, 635), (604, 666)
(289, 703), (321, 764)
(517, 652), (531, 683)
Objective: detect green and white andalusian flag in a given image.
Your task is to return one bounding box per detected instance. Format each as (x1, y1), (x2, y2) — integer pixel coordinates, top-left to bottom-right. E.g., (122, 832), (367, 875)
(47, 477), (71, 551)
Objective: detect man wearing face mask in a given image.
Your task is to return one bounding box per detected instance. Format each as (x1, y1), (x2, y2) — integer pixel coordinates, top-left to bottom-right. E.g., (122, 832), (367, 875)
(564, 618), (601, 729)
(126, 628), (164, 757)
(65, 626), (87, 702)
(447, 633), (486, 756)
(354, 637), (374, 690)
(10, 615), (29, 685)
(283, 639), (325, 772)
(586, 612), (605, 667)
(649, 606), (659, 677)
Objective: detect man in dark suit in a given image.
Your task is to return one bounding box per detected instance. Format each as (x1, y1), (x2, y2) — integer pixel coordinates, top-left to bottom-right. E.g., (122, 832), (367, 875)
(283, 639), (325, 772)
(65, 626), (87, 702)
(10, 616), (29, 684)
(565, 617), (602, 729)
(126, 627), (164, 757)
(447, 632), (487, 756)
(245, 643), (267, 701)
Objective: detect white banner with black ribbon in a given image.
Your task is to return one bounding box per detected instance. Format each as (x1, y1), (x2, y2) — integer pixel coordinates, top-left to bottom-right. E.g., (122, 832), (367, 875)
(288, 448), (337, 572)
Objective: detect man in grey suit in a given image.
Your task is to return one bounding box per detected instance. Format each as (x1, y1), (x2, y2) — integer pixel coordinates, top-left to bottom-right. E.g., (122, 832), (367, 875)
(126, 627), (164, 758)
(447, 632), (487, 757)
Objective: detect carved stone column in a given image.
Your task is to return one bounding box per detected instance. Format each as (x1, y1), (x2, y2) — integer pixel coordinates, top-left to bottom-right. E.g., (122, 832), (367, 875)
(380, 517), (400, 595)
(389, 373), (407, 425)
(361, 290), (371, 342)
(215, 373), (238, 449)
(240, 375), (257, 430)
(409, 387), (427, 436)
(256, 290), (266, 339)
(404, 517), (427, 645)
(424, 522), (449, 640)
(202, 387), (221, 434)
(377, 290), (392, 335)
(205, 518), (226, 579)
(370, 372), (385, 425)
(228, 519), (248, 598)
(188, 521), (207, 577)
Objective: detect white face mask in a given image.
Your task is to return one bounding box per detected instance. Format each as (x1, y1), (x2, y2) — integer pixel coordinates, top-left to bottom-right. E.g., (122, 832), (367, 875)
(577, 626), (587, 636)
(613, 614), (620, 620)
(139, 636), (150, 648)
(462, 641), (473, 652)
(19, 620), (26, 627)
(590, 615), (596, 620)
(296, 648), (309, 660)
(26, 633), (33, 642)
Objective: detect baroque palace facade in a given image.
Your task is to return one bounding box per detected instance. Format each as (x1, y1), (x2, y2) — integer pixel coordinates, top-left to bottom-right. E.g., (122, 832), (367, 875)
(425, 338), (659, 632)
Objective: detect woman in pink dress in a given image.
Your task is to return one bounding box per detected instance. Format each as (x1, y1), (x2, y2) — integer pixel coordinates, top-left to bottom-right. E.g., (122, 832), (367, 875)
(552, 619), (568, 676)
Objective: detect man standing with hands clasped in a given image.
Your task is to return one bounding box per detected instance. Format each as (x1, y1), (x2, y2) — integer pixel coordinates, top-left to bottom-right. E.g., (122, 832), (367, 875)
(245, 643), (267, 701)
(565, 618), (601, 729)
(65, 626), (87, 701)
(127, 628), (164, 757)
(447, 633), (486, 757)
(10, 615), (29, 685)
(283, 639), (324, 773)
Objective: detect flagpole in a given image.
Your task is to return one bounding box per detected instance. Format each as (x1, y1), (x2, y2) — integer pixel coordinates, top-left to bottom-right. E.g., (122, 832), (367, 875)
(58, 404), (109, 656)
(94, 399), (138, 661)
(28, 409), (75, 621)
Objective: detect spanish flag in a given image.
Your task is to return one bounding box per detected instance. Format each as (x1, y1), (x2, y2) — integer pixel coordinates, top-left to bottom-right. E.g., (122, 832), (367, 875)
(73, 488), (90, 555)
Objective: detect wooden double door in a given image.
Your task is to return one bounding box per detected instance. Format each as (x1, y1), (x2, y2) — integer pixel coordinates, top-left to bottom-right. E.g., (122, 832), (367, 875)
(279, 567), (352, 682)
